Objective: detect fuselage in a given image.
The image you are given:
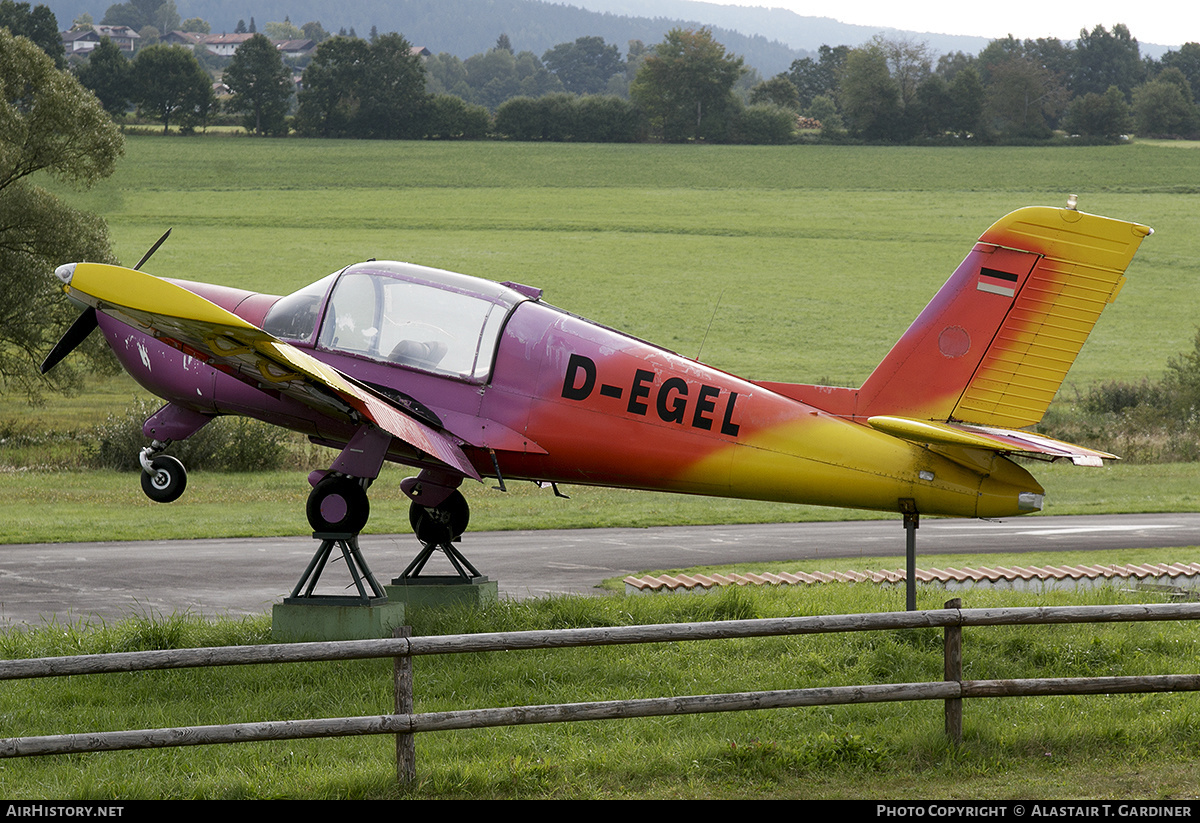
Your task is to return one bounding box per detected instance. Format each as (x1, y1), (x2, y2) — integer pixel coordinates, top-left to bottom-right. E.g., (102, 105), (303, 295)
(98, 262), (1044, 520)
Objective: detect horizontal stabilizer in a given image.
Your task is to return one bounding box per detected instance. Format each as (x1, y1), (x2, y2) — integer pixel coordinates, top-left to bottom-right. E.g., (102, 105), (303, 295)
(868, 415), (1115, 466)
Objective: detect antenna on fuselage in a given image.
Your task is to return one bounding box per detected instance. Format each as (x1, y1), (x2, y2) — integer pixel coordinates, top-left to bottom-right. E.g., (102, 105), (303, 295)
(695, 290), (724, 362)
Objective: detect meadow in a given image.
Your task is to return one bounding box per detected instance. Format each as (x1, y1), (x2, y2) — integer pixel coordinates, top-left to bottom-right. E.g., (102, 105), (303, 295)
(7, 137), (1198, 542)
(4, 581), (1200, 799)
(2, 139), (1200, 799)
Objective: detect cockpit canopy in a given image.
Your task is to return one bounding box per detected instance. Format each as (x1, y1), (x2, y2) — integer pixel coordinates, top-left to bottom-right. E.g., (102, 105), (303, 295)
(262, 261), (533, 382)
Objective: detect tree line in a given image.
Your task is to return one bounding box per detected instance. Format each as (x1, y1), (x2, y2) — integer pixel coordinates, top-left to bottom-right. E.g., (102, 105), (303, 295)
(788, 26), (1200, 141)
(9, 0), (1195, 142)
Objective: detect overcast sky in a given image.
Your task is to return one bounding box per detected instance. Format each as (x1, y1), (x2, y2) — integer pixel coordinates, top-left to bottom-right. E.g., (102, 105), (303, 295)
(716, 1), (1194, 48)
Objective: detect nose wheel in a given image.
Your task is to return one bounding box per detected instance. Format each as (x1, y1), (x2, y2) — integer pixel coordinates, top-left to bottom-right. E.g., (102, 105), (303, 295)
(138, 442), (188, 503)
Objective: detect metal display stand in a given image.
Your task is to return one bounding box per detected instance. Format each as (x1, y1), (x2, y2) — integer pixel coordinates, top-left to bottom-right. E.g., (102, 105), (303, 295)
(285, 532), (388, 605)
(396, 539), (487, 584)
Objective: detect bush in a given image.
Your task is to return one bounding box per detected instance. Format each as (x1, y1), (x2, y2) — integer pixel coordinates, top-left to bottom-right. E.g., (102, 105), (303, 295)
(575, 95), (642, 142)
(730, 104), (797, 144)
(424, 94), (491, 139)
(87, 399), (291, 472)
(493, 95), (540, 140)
(1080, 379), (1166, 414)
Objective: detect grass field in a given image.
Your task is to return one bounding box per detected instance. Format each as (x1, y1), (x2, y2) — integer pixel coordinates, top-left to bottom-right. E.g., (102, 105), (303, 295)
(4, 581), (1200, 799)
(7, 137), (1198, 542)
(55, 137), (1200, 385)
(5, 139), (1200, 798)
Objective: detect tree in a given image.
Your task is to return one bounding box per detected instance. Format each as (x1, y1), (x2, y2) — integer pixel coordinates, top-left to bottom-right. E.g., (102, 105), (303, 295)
(301, 21), (330, 43)
(1063, 85), (1132, 137)
(630, 28), (745, 142)
(1160, 43), (1200, 104)
(224, 34), (293, 136)
(984, 56), (1067, 137)
(295, 36), (370, 137)
(461, 47), (561, 111)
(749, 75), (800, 109)
(1132, 69), (1200, 136)
(0, 28), (123, 399)
(947, 65), (985, 137)
(0, 0), (64, 67)
(101, 0), (168, 31)
(263, 20), (302, 41)
(296, 34), (430, 139)
(543, 36), (624, 95)
(838, 44), (902, 140)
(74, 37), (131, 118)
(786, 45), (848, 110)
(1075, 24), (1144, 98)
(871, 34), (932, 112)
(130, 44), (215, 134)
(357, 33), (429, 139)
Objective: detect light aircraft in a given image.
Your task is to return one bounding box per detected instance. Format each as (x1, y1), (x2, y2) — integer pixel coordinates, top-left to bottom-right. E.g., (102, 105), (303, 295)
(42, 202), (1152, 574)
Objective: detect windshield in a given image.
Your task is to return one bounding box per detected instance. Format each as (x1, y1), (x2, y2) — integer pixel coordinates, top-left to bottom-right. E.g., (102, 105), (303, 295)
(312, 262), (529, 382)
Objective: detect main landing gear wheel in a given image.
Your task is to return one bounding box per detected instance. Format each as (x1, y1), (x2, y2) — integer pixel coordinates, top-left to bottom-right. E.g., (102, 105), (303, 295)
(307, 475), (370, 534)
(408, 489), (470, 545)
(140, 455), (187, 503)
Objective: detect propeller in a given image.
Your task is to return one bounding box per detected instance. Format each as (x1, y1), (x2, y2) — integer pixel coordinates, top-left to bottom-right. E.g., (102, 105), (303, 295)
(40, 229), (172, 375)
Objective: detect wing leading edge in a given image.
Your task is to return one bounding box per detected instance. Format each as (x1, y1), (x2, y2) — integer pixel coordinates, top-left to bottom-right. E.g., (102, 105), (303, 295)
(57, 262), (480, 481)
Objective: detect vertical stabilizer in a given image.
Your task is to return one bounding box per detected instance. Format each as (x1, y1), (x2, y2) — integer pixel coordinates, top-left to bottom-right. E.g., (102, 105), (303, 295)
(855, 205), (1152, 427)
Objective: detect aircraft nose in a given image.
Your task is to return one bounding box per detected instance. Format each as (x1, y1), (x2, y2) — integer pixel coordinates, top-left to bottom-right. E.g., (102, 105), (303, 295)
(55, 263), (76, 286)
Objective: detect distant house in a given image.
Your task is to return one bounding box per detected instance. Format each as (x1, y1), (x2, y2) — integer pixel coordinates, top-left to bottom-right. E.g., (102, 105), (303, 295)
(92, 25), (139, 52)
(411, 46), (431, 58)
(273, 38), (316, 59)
(201, 33), (256, 57)
(163, 30), (207, 48)
(61, 28), (100, 54)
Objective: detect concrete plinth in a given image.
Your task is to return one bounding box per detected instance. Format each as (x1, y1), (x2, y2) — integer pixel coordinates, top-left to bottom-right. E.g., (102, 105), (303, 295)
(271, 599), (407, 642)
(386, 577), (499, 610)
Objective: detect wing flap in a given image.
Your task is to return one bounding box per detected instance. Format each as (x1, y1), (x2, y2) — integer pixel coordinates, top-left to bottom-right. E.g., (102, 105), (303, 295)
(868, 415), (1115, 466)
(62, 262), (480, 480)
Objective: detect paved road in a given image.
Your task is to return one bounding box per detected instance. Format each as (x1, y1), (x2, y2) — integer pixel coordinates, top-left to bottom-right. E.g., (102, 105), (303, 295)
(2, 512), (1198, 628)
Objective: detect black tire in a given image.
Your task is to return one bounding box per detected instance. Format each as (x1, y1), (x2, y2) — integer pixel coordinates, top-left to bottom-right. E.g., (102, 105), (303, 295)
(307, 476), (370, 534)
(140, 455), (187, 503)
(409, 490), (470, 545)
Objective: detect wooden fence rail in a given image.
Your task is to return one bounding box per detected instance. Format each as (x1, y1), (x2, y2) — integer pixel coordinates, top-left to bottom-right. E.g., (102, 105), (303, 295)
(2, 601), (1199, 782)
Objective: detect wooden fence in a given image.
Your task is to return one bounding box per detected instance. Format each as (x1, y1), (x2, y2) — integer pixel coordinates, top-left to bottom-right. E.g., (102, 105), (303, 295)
(2, 600), (1200, 783)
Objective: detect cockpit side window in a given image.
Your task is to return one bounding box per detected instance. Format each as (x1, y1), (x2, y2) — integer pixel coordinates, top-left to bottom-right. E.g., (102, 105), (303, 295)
(261, 272), (339, 342)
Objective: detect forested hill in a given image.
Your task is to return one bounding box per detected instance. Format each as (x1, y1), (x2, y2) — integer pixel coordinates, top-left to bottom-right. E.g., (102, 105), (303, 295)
(44, 0), (810, 75)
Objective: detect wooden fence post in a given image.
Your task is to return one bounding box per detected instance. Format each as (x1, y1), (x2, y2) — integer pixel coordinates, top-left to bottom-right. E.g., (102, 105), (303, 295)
(393, 626), (416, 784)
(943, 598), (962, 745)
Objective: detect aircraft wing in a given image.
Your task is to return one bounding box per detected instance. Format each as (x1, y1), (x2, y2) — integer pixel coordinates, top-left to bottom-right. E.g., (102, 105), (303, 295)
(57, 262), (481, 480)
(867, 415), (1115, 467)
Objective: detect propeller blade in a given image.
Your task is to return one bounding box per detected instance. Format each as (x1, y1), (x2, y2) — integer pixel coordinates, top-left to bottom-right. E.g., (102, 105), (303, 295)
(134, 228), (172, 271)
(40, 307), (98, 374)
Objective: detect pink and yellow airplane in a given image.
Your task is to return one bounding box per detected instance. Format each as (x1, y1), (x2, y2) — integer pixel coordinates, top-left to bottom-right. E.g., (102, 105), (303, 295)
(43, 202), (1152, 558)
